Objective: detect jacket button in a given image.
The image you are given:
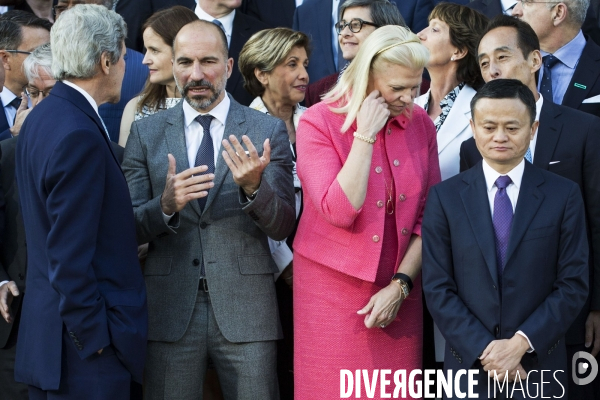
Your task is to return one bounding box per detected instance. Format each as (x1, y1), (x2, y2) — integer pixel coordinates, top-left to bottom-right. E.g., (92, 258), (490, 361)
(18, 273), (24, 280)
(193, 259), (200, 266)
(377, 200), (384, 208)
(493, 285), (497, 290)
(200, 222), (207, 229)
(393, 159), (400, 167)
(375, 166), (382, 174)
(399, 194), (406, 201)
(372, 235), (380, 243)
(401, 228), (408, 235)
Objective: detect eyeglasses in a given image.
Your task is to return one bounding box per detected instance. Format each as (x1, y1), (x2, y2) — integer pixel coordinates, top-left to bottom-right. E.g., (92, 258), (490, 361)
(5, 50), (32, 56)
(25, 86), (53, 99)
(335, 18), (380, 34)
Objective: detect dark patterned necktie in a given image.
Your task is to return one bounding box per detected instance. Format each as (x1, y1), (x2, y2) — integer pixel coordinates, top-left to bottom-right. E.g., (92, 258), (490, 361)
(493, 175), (513, 283)
(540, 55), (560, 102)
(194, 115), (215, 212)
(9, 97), (21, 124)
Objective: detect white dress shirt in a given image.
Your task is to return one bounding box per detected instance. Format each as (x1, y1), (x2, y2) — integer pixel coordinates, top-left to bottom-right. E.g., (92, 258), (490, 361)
(182, 94), (230, 169)
(528, 94), (543, 162)
(195, 3), (235, 48)
(331, 0), (340, 69)
(501, 0), (518, 14)
(1, 87), (19, 129)
(481, 158), (534, 352)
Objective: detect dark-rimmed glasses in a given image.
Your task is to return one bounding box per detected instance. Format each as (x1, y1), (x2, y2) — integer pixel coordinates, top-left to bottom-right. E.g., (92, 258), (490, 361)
(25, 86), (53, 99)
(335, 18), (380, 34)
(5, 50), (32, 56)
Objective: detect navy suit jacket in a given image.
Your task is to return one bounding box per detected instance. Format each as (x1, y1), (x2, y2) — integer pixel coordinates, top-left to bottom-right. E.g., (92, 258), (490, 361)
(241, 0), (296, 29)
(99, 48), (148, 142)
(459, 101), (600, 346)
(561, 37), (600, 118)
(422, 162), (589, 398)
(14, 82), (147, 389)
(0, 99), (13, 141)
(293, 0), (435, 83)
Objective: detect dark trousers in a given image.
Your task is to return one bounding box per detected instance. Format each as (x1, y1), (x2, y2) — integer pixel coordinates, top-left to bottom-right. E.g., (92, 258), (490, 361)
(28, 329), (131, 400)
(276, 278), (293, 400)
(0, 307), (28, 400)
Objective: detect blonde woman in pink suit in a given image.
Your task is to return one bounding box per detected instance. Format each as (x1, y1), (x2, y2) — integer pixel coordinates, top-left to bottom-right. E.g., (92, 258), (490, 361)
(294, 25), (441, 399)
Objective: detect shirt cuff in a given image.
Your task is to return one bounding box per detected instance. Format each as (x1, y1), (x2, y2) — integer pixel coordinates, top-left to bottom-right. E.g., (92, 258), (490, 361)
(0, 281), (8, 288)
(269, 239), (293, 281)
(516, 330), (534, 353)
(162, 211), (175, 225)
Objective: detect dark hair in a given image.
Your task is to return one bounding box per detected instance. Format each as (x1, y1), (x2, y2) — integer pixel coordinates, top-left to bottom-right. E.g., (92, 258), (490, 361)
(470, 79), (536, 125)
(137, 6), (198, 113)
(480, 15), (540, 59)
(239, 28), (311, 97)
(340, 0), (406, 27)
(0, 10), (52, 51)
(429, 3), (488, 88)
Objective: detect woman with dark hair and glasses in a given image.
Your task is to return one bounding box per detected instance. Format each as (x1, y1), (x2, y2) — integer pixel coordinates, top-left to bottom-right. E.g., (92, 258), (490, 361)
(304, 0), (405, 107)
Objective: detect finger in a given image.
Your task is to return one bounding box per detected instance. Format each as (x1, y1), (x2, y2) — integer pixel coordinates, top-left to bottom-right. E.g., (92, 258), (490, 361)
(178, 165), (209, 180)
(366, 90), (380, 100)
(222, 149), (238, 173)
(364, 310), (378, 329)
(241, 135), (259, 160)
(357, 298), (374, 315)
(261, 138), (271, 164)
(18, 94), (28, 111)
(181, 181), (215, 196)
(228, 135), (248, 162)
(167, 154), (176, 176)
(221, 139), (241, 167)
(7, 282), (19, 297)
(480, 342), (494, 360)
(592, 328), (600, 357)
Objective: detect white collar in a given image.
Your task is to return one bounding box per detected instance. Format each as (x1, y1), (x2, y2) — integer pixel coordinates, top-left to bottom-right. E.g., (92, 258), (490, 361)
(482, 158), (525, 193)
(62, 80), (99, 116)
(535, 94), (543, 122)
(195, 3), (235, 38)
(0, 86), (18, 108)
(182, 92), (231, 128)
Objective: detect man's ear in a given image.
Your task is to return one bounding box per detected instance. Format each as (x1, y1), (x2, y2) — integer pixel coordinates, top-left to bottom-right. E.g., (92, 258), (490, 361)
(0, 50), (11, 72)
(552, 2), (568, 26)
(100, 52), (111, 75)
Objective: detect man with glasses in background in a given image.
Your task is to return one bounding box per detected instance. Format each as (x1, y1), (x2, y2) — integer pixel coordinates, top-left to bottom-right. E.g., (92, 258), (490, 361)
(0, 11), (50, 140)
(512, 0), (600, 119)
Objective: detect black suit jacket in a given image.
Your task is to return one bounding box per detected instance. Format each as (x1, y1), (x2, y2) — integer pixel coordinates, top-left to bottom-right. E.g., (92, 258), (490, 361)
(459, 100), (600, 345)
(228, 11), (269, 106)
(422, 161), (589, 398)
(561, 37), (600, 118)
(241, 0), (295, 29)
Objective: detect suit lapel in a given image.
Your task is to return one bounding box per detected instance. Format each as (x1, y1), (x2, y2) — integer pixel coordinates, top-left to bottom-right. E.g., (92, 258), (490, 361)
(317, 0), (336, 74)
(436, 86), (474, 153)
(165, 102), (203, 217)
(563, 38), (600, 108)
(504, 163), (545, 268)
(460, 164), (499, 286)
(202, 98), (247, 213)
(532, 101), (562, 170)
(0, 100), (9, 133)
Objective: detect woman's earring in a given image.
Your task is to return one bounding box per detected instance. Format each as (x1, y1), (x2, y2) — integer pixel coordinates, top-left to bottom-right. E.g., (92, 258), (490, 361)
(450, 56), (455, 61)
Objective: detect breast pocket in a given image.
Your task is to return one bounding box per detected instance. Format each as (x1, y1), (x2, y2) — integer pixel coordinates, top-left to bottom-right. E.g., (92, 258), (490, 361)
(522, 226), (555, 242)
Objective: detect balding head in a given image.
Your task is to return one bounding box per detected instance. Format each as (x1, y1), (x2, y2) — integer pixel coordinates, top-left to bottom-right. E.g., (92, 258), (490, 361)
(174, 20), (228, 60)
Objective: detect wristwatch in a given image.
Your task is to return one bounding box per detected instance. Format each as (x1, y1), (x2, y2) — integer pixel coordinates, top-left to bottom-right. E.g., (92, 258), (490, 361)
(391, 276), (410, 300)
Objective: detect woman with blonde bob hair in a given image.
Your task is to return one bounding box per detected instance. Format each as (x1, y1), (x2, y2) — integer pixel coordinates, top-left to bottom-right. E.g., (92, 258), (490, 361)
(293, 25), (441, 399)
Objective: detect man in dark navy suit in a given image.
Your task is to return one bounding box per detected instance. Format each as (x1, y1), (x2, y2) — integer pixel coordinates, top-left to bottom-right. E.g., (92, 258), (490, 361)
(0, 12), (50, 141)
(53, 0), (149, 142)
(423, 79), (589, 399)
(13, 5), (147, 399)
(460, 15), (600, 398)
(513, 0), (600, 118)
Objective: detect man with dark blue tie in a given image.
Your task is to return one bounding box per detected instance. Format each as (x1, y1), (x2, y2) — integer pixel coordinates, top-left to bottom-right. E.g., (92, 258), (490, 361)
(423, 79), (589, 398)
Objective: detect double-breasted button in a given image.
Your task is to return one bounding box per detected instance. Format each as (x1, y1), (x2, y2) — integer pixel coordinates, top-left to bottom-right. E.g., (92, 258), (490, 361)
(372, 235), (380, 243)
(200, 222), (208, 229)
(399, 194), (406, 202)
(377, 200), (384, 208)
(193, 259), (200, 266)
(375, 166), (382, 174)
(401, 228), (409, 236)
(393, 160), (400, 167)
(387, 128), (392, 135)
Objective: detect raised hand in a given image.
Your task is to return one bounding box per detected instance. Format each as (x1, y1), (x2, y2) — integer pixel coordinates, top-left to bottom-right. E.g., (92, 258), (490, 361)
(221, 135), (270, 196)
(355, 90), (390, 140)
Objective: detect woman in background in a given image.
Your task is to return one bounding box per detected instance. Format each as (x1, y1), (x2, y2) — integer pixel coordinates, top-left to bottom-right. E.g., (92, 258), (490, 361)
(118, 6), (198, 147)
(238, 27), (310, 399)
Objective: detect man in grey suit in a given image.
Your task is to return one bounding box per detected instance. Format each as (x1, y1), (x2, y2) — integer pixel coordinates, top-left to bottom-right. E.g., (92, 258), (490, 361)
(122, 19), (295, 400)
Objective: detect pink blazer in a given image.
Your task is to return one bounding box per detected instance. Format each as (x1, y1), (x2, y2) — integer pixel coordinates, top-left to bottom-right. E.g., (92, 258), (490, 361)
(294, 102), (441, 282)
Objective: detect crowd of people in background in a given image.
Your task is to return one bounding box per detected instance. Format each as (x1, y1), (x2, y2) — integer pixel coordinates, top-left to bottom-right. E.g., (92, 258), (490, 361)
(0, 0), (598, 399)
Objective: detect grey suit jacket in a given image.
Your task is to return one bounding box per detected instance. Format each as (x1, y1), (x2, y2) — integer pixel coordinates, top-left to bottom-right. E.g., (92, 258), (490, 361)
(122, 96), (295, 343)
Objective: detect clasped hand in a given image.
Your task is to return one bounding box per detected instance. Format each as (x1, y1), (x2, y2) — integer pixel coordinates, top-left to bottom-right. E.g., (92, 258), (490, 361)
(0, 281), (19, 323)
(480, 336), (529, 382)
(357, 283), (403, 329)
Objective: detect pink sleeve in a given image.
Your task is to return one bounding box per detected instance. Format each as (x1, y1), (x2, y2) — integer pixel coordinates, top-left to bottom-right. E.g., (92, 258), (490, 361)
(296, 107), (361, 229)
(413, 115), (442, 236)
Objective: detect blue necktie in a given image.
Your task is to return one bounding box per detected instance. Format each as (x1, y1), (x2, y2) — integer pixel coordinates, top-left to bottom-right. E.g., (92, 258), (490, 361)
(493, 175), (513, 283)
(194, 115), (215, 212)
(540, 55), (560, 102)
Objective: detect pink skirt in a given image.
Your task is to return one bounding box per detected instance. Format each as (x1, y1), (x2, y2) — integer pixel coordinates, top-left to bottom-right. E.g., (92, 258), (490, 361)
(293, 253), (423, 400)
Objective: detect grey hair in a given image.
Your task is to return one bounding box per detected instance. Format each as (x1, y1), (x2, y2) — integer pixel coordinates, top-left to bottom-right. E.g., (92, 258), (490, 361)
(24, 43), (53, 82)
(339, 0), (406, 27)
(548, 0), (589, 26)
(51, 4), (127, 80)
